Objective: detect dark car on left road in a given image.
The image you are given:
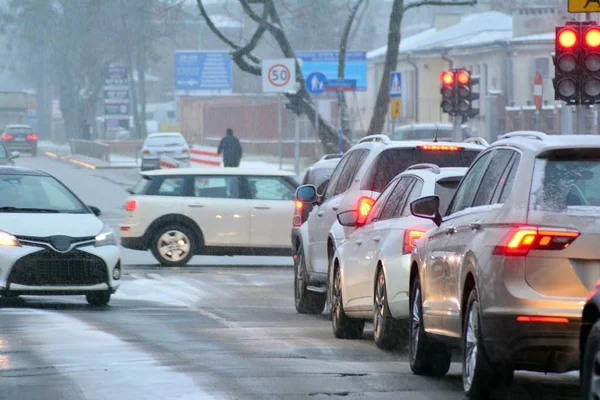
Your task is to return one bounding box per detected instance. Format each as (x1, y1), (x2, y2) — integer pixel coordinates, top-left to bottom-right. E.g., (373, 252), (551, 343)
(1, 124), (38, 156)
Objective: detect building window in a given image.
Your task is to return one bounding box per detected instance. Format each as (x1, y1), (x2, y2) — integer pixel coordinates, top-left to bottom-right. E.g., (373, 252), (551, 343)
(534, 57), (549, 79)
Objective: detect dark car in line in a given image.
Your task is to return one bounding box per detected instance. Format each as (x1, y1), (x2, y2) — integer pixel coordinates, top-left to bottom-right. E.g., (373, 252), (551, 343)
(1, 124), (38, 156)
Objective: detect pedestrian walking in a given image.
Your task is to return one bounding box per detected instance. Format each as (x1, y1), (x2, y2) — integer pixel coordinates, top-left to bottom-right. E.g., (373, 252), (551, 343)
(217, 128), (243, 167)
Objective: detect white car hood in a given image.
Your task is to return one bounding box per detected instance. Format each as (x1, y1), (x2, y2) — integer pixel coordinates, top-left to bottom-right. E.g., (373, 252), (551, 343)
(0, 214), (104, 237)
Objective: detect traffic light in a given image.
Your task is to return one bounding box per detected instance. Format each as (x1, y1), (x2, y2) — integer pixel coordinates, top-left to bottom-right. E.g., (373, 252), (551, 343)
(582, 24), (600, 104)
(456, 70), (480, 117)
(440, 71), (455, 115)
(553, 25), (580, 103)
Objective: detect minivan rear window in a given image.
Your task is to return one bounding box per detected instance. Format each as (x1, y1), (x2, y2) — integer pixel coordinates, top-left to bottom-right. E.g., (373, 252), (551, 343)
(530, 150), (600, 211)
(362, 148), (480, 193)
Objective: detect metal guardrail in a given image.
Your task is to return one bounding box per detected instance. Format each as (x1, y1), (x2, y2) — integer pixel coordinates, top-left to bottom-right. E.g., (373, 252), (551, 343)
(69, 139), (110, 163)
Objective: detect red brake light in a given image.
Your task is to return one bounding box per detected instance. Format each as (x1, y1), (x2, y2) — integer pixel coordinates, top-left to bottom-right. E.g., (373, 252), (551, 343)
(125, 200), (137, 212)
(440, 71), (454, 86)
(558, 27), (577, 49)
(403, 229), (426, 254)
(356, 197), (375, 225)
(418, 145), (461, 151)
(2, 133), (13, 140)
(26, 134), (37, 140)
(493, 226), (579, 256)
(457, 71), (470, 85)
(516, 316), (569, 324)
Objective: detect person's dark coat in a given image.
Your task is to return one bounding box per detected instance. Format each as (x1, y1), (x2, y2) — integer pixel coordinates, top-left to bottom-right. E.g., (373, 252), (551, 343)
(218, 134), (242, 167)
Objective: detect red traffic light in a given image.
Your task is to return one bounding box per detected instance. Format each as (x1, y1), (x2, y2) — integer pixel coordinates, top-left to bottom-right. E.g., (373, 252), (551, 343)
(557, 27), (578, 49)
(457, 71), (470, 85)
(440, 71), (453, 85)
(585, 27), (600, 48)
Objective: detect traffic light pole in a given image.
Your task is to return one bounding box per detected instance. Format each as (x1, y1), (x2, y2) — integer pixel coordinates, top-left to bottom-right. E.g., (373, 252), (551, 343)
(278, 94), (283, 169)
(452, 115), (462, 142)
(577, 105), (586, 134)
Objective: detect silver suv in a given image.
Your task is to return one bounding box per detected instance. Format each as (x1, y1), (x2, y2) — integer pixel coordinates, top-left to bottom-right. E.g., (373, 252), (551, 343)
(408, 131), (600, 399)
(293, 135), (484, 315)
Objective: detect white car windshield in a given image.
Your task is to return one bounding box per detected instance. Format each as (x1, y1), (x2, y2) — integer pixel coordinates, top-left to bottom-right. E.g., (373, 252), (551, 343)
(0, 174), (88, 213)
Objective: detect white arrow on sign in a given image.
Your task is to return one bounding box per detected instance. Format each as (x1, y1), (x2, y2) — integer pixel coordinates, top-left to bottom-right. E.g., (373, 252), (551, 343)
(177, 79), (199, 86)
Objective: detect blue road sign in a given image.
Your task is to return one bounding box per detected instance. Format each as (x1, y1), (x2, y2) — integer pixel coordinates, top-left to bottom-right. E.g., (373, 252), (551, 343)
(306, 72), (327, 95)
(175, 51), (232, 91)
(390, 71), (402, 98)
(296, 51), (367, 92)
(324, 79), (357, 91)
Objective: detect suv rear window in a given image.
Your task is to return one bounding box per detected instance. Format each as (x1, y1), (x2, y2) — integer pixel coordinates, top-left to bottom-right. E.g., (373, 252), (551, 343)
(362, 148), (480, 193)
(7, 127), (32, 135)
(530, 150), (600, 211)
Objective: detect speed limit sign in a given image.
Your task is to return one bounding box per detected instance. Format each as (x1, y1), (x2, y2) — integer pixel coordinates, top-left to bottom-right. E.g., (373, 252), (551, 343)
(262, 58), (296, 93)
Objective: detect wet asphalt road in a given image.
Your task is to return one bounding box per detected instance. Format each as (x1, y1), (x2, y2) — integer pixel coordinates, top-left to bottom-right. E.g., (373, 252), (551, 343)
(0, 154), (581, 399)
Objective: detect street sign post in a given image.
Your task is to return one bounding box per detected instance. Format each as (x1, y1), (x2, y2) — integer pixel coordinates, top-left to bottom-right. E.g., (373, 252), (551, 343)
(296, 51), (367, 92)
(534, 71), (543, 130)
(389, 71), (402, 98)
(306, 71), (326, 95)
(175, 51), (233, 95)
(324, 79), (357, 91)
(391, 99), (402, 119)
(262, 59), (296, 93)
(104, 66), (130, 135)
(569, 0), (600, 13)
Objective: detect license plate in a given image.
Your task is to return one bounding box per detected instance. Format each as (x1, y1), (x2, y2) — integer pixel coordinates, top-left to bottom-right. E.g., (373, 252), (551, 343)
(14, 137), (25, 141)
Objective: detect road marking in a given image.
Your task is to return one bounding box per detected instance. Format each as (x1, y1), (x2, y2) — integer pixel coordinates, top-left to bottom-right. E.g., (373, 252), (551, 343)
(128, 273), (144, 280)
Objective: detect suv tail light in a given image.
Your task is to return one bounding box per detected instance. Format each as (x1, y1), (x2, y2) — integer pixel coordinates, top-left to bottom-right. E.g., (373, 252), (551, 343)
(357, 197), (375, 225)
(403, 229), (426, 254)
(293, 201), (303, 227)
(125, 200), (137, 212)
(26, 134), (37, 140)
(418, 145), (462, 151)
(2, 133), (13, 140)
(493, 226), (579, 256)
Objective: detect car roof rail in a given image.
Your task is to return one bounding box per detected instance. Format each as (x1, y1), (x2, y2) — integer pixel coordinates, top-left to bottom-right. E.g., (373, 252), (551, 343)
(320, 153), (343, 160)
(499, 131), (547, 141)
(463, 137), (489, 146)
(406, 163), (441, 174)
(358, 134), (391, 145)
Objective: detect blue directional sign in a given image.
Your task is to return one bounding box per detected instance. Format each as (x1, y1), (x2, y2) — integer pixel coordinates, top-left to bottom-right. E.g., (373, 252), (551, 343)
(296, 51), (367, 92)
(390, 71), (402, 98)
(324, 79), (357, 91)
(175, 51), (232, 91)
(306, 72), (327, 95)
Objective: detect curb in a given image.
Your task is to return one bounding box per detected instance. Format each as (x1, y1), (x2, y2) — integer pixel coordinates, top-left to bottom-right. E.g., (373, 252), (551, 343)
(43, 151), (140, 170)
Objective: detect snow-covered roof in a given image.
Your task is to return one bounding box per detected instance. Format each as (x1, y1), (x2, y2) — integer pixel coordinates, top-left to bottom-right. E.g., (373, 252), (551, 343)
(369, 11), (518, 59)
(509, 32), (554, 43)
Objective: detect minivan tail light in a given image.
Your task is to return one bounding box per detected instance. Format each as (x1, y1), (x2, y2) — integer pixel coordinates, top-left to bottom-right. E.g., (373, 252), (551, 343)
(125, 200), (137, 212)
(418, 145), (462, 151)
(26, 134), (38, 140)
(403, 229), (426, 254)
(356, 197), (375, 225)
(493, 226), (579, 256)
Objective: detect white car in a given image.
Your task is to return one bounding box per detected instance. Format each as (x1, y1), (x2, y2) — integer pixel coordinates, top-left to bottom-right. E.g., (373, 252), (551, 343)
(0, 166), (121, 306)
(329, 165), (466, 348)
(120, 168), (299, 266)
(141, 132), (190, 171)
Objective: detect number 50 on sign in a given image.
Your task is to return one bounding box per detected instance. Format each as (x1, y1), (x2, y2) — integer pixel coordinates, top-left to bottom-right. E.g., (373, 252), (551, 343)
(262, 59), (296, 93)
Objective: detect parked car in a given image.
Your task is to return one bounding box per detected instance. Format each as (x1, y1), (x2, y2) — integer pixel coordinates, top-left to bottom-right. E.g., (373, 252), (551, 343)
(120, 168), (299, 266)
(292, 134), (484, 315)
(408, 131), (600, 399)
(293, 155), (342, 228)
(140, 132), (190, 171)
(1, 124), (37, 156)
(0, 166), (120, 306)
(581, 280), (600, 399)
(330, 165), (467, 349)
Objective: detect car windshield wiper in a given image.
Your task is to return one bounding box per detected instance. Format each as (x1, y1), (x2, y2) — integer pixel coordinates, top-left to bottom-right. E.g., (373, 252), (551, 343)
(0, 206), (60, 213)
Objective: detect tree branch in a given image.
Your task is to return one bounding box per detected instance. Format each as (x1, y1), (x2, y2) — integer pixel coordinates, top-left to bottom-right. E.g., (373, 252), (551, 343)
(231, 3), (269, 60)
(238, 0), (280, 33)
(403, 0), (477, 12)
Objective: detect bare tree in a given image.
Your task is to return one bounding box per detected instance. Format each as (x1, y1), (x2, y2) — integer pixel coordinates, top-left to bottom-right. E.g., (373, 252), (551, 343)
(197, 0), (362, 153)
(367, 0), (477, 135)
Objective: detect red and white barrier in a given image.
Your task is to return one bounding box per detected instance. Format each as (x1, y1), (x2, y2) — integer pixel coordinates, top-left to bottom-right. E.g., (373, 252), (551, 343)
(189, 145), (221, 167)
(159, 155), (189, 169)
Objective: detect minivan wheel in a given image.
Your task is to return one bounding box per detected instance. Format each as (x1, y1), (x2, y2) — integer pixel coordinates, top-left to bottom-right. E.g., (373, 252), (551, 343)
(463, 289), (513, 399)
(331, 265), (364, 339)
(409, 275), (452, 376)
(373, 268), (403, 350)
(294, 250), (326, 314)
(151, 225), (195, 267)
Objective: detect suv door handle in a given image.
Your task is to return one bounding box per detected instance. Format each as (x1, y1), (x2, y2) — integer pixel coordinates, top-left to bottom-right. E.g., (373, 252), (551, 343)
(187, 204), (205, 208)
(445, 227), (456, 235)
(372, 236), (381, 242)
(254, 205), (271, 210)
(469, 222), (481, 230)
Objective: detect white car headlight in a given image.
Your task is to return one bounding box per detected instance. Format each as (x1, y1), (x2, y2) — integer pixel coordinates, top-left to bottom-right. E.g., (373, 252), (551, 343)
(0, 231), (20, 247)
(95, 225), (118, 247)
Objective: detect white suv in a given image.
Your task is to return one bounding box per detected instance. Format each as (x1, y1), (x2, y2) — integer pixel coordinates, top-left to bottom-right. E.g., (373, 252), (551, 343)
(293, 135), (485, 314)
(120, 168), (298, 266)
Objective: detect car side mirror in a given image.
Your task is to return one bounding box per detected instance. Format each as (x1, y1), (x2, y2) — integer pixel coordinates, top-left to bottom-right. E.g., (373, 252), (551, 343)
(411, 195), (442, 226)
(296, 185), (317, 203)
(88, 205), (101, 216)
(10, 151), (19, 159)
(337, 210), (360, 227)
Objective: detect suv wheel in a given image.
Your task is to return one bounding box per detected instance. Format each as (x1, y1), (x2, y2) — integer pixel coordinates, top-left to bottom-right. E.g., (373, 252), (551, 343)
(582, 320), (600, 398)
(463, 289), (513, 399)
(409, 275), (452, 376)
(294, 249), (326, 314)
(151, 225), (195, 267)
(331, 264), (364, 339)
(373, 268), (404, 350)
